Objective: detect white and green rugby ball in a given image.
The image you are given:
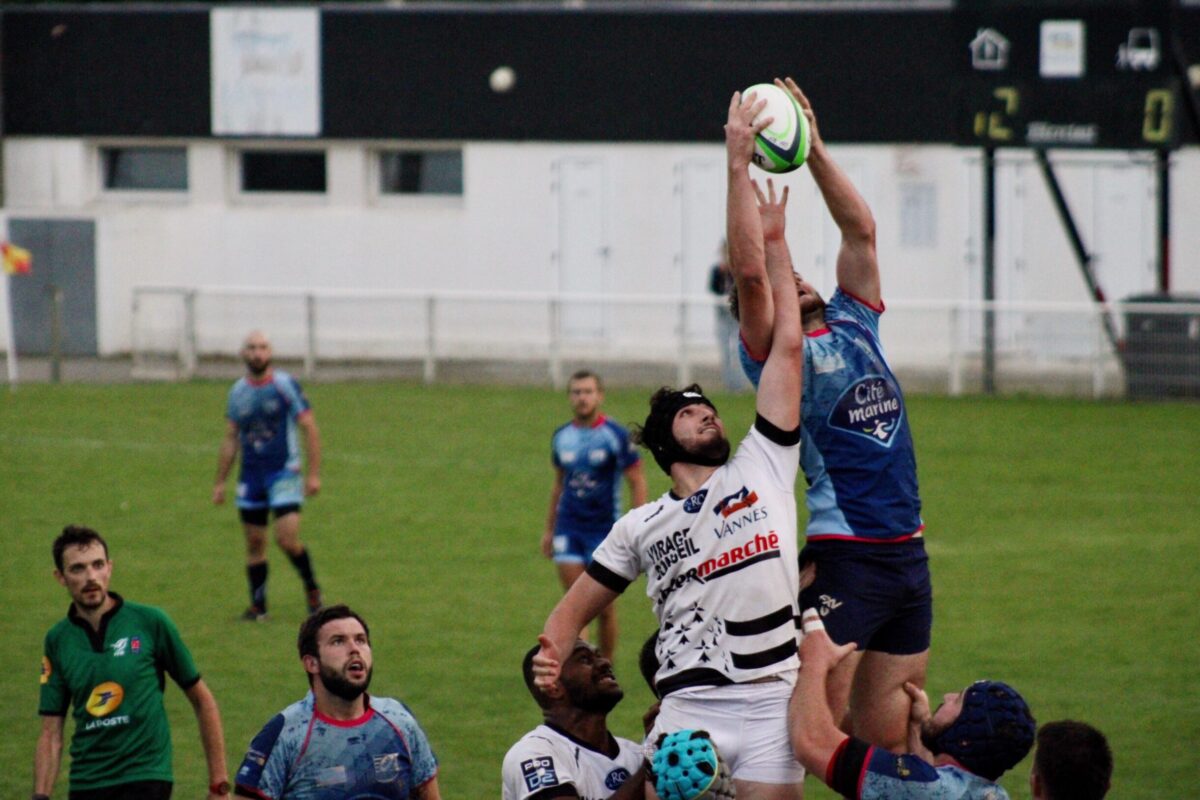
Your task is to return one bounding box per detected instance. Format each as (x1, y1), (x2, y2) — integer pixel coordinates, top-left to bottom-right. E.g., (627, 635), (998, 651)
(743, 82), (810, 174)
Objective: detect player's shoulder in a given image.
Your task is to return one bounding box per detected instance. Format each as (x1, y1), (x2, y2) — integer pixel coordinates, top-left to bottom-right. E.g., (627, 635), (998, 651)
(371, 695), (423, 727)
(599, 416), (632, 436)
(120, 599), (174, 627)
(503, 725), (569, 764)
(44, 614), (75, 644)
(551, 420), (574, 440)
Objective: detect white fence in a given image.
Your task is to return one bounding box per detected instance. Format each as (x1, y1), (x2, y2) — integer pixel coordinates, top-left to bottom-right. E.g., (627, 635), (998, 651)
(130, 285), (1200, 399)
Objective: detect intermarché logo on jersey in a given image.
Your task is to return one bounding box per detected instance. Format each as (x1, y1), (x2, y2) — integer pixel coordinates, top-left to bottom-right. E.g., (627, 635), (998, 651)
(828, 375), (903, 447)
(656, 532), (782, 604)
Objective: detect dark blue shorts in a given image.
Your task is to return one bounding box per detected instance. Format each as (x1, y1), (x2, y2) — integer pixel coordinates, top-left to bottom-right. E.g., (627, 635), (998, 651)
(551, 527), (608, 565)
(799, 540), (932, 655)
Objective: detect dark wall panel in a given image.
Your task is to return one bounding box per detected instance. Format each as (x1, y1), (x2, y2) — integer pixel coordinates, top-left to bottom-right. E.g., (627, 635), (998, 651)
(3, 9), (210, 137)
(321, 8), (958, 143)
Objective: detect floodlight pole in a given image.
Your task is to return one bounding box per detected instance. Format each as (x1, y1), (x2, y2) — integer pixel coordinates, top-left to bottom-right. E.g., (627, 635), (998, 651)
(982, 146), (996, 395)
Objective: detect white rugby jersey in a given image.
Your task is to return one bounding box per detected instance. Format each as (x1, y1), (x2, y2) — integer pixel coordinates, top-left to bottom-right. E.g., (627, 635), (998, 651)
(502, 724), (644, 800)
(589, 419), (801, 695)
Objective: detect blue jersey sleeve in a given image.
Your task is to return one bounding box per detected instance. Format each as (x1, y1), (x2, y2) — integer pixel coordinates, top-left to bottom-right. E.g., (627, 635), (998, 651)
(739, 338), (765, 388)
(235, 713), (292, 799)
(276, 374), (311, 419)
(226, 383), (239, 422)
(398, 702), (439, 787)
(612, 422), (640, 471)
(827, 288), (883, 340)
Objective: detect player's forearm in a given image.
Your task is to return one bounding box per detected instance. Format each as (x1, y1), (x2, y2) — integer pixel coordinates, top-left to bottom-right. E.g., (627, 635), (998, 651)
(807, 142), (874, 242)
(628, 473), (647, 508)
(33, 724), (63, 795)
(789, 664), (846, 779)
(188, 682), (229, 786)
(302, 423), (322, 478)
(215, 438), (238, 483)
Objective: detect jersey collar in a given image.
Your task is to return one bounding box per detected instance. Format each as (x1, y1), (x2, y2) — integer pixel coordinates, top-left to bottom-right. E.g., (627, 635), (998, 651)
(245, 369), (275, 387)
(544, 722), (621, 759)
(68, 591), (125, 652)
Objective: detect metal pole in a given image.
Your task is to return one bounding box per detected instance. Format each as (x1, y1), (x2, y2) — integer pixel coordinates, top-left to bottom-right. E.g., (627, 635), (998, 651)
(983, 147), (996, 395)
(677, 299), (690, 387)
(183, 290), (197, 378)
(49, 284), (63, 383)
(423, 296), (436, 384)
(304, 294), (316, 379)
(548, 297), (562, 389)
(1157, 148), (1170, 294)
(948, 305), (962, 396)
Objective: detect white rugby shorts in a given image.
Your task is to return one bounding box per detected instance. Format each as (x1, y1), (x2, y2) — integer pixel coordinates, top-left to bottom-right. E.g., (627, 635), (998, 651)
(647, 673), (805, 785)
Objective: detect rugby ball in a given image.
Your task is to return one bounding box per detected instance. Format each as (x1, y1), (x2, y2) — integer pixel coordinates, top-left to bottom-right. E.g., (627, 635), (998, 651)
(742, 82), (810, 174)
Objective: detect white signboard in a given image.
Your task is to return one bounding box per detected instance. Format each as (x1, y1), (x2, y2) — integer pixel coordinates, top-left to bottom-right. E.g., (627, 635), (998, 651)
(211, 9), (321, 136)
(1039, 19), (1086, 79)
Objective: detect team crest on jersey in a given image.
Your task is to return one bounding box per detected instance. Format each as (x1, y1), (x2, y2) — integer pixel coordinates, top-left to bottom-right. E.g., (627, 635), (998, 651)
(372, 752), (401, 783)
(682, 489), (708, 513)
(828, 375), (903, 448)
(589, 448), (608, 465)
(521, 757), (559, 791)
(712, 487), (758, 519)
(605, 767), (632, 790)
(110, 637), (129, 657)
(131, 637), (141, 653)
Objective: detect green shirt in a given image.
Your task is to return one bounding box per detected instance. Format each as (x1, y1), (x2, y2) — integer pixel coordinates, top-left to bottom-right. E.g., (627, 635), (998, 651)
(39, 593), (201, 791)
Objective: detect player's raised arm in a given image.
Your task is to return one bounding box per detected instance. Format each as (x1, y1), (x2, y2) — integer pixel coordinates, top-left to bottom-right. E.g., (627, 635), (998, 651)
(725, 90), (776, 360)
(781, 78), (880, 307)
(533, 574), (620, 688)
(754, 178), (803, 433)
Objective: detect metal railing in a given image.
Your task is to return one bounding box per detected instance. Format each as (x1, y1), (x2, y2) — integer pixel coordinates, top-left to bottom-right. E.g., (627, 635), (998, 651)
(130, 285), (1200, 399)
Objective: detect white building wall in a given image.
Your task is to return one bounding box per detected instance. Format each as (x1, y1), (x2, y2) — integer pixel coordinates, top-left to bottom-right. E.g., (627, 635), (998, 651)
(2, 136), (1197, 361)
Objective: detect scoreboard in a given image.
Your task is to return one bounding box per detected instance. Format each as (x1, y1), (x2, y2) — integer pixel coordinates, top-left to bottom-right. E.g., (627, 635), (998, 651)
(957, 3), (1187, 149)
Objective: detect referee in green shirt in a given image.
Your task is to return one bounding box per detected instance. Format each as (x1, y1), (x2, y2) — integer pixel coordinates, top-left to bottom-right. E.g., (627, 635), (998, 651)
(34, 526), (231, 800)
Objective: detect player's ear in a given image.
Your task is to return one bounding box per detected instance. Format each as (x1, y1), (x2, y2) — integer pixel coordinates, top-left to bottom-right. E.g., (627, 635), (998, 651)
(53, 569), (66, 587)
(302, 654), (319, 677)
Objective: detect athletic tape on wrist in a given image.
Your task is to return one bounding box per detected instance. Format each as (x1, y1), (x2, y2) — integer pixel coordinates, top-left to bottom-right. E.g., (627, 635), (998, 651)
(801, 608), (825, 634)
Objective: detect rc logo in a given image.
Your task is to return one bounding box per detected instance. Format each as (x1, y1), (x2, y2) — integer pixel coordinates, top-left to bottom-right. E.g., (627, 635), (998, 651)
(605, 767), (632, 790)
(110, 638), (129, 657)
(828, 376), (903, 448)
(682, 489), (708, 514)
(713, 487), (758, 519)
(372, 752), (401, 783)
(85, 682), (125, 717)
(521, 757), (558, 792)
(818, 594), (843, 617)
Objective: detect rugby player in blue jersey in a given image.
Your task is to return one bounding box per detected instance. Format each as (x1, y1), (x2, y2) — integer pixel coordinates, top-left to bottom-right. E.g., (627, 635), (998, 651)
(792, 610), (1035, 800)
(214, 331), (323, 620)
(734, 78), (931, 751)
(544, 370), (647, 659)
(234, 605), (440, 799)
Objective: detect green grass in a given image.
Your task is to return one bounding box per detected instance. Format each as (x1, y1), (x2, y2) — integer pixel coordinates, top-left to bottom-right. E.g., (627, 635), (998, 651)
(2, 383), (1198, 798)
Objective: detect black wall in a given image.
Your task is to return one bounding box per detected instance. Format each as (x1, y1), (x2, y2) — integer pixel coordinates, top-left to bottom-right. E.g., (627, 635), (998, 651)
(2, 2), (1197, 146)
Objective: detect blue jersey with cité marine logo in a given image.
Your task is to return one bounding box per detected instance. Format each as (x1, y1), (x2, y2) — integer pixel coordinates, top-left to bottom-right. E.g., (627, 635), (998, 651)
(227, 369), (311, 475)
(551, 416), (640, 536)
(741, 288), (922, 542)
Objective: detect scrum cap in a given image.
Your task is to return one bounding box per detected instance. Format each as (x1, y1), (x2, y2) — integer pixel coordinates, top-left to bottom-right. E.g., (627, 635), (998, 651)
(930, 680), (1036, 781)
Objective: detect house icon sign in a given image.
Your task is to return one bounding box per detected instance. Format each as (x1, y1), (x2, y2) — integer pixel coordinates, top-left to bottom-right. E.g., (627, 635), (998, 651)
(970, 28), (1010, 71)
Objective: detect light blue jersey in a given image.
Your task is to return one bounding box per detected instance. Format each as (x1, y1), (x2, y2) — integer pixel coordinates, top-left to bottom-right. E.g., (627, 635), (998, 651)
(741, 289), (922, 542)
(227, 370), (311, 475)
(835, 740), (1010, 800)
(235, 693), (438, 800)
(551, 416), (640, 537)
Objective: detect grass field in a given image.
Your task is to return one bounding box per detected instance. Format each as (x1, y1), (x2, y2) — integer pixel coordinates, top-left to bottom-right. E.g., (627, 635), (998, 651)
(2, 380), (1198, 799)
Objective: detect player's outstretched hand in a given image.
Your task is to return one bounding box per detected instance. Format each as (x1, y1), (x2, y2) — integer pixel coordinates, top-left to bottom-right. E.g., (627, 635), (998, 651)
(798, 608), (856, 671)
(540, 530), (554, 559)
(725, 90), (771, 171)
(753, 178), (790, 242)
(903, 681), (931, 725)
(532, 634), (562, 690)
(777, 77), (821, 150)
(212, 484), (226, 505)
(305, 475), (321, 497)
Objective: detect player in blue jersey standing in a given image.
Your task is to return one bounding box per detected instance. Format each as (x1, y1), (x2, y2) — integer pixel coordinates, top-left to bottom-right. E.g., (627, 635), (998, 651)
(543, 370), (647, 660)
(214, 331), (323, 621)
(791, 610), (1035, 800)
(234, 605), (440, 799)
(733, 79), (931, 751)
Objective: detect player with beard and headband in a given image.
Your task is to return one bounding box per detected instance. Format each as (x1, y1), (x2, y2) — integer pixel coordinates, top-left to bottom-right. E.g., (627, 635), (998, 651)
(791, 609), (1035, 799)
(534, 87), (806, 800)
(234, 606), (440, 799)
(214, 330), (324, 621)
(503, 641), (649, 799)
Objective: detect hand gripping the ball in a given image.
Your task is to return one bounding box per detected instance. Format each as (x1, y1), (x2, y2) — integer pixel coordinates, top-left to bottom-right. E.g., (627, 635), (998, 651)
(650, 730), (735, 800)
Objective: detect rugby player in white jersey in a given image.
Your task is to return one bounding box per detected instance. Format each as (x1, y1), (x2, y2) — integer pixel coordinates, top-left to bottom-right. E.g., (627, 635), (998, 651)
(534, 88), (805, 800)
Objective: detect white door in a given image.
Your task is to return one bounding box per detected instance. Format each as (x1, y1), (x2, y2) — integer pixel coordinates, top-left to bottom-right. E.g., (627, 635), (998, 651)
(676, 158), (725, 339)
(554, 158), (608, 339)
